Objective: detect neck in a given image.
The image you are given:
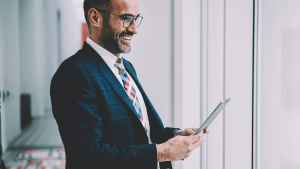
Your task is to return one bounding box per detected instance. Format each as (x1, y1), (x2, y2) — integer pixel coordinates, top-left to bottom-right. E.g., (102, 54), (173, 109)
(88, 35), (120, 57)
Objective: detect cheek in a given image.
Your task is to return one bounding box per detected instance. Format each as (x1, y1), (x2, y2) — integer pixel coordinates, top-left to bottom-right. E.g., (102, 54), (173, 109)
(113, 30), (122, 40)
(117, 29), (125, 36)
(109, 21), (125, 38)
(115, 31), (125, 41)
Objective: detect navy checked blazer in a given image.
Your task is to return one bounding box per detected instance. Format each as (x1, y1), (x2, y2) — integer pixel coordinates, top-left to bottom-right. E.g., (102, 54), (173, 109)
(50, 42), (177, 169)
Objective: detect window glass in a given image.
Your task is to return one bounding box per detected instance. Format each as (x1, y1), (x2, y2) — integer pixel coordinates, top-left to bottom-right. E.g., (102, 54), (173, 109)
(259, 0), (300, 168)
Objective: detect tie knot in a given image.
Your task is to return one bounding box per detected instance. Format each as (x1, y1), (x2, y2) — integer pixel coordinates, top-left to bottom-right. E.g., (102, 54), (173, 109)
(114, 57), (126, 76)
(116, 57), (123, 64)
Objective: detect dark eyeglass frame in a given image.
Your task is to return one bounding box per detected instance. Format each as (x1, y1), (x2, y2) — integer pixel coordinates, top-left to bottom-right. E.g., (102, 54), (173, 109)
(94, 8), (143, 28)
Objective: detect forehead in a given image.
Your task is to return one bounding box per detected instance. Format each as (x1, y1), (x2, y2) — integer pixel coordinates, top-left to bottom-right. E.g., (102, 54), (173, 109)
(110, 0), (140, 15)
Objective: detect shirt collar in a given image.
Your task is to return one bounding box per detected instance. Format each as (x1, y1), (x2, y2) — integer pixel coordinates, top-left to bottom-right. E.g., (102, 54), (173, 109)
(86, 37), (121, 69)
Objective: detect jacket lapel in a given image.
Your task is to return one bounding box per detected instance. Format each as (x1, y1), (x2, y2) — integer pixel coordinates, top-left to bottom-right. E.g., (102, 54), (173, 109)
(81, 42), (138, 120)
(123, 60), (166, 143)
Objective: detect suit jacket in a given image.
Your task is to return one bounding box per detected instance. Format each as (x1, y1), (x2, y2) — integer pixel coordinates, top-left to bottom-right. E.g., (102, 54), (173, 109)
(50, 42), (177, 169)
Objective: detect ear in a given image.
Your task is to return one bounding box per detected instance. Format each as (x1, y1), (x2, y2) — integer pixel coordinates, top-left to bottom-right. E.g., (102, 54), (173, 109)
(88, 8), (103, 29)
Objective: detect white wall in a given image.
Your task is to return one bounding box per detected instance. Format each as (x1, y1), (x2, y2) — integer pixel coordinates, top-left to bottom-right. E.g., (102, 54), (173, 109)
(43, 0), (59, 112)
(19, 0), (81, 117)
(0, 0), (21, 151)
(259, 1), (282, 168)
(224, 0), (253, 168)
(58, 0), (82, 61)
(256, 0), (300, 168)
(173, 0), (202, 168)
(20, 0), (46, 116)
(0, 0), (5, 152)
(43, 0), (81, 112)
(126, 0), (173, 128)
(205, 0), (225, 168)
(202, 0), (253, 169)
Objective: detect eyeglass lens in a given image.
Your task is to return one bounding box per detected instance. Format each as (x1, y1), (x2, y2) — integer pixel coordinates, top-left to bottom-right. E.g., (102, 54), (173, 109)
(123, 16), (142, 28)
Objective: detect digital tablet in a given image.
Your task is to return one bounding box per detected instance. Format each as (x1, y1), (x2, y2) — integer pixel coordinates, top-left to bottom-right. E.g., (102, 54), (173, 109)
(194, 98), (231, 135)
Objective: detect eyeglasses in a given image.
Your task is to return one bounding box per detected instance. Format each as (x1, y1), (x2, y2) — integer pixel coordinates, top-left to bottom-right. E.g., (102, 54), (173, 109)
(95, 9), (143, 28)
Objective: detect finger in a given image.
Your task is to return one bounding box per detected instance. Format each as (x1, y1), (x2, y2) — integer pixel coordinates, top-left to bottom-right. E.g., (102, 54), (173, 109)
(185, 129), (195, 135)
(191, 128), (198, 132)
(191, 130), (203, 143)
(191, 135), (204, 149)
(204, 127), (210, 134)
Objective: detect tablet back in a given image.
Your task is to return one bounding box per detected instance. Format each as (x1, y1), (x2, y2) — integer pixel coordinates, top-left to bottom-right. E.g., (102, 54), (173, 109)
(195, 98), (231, 135)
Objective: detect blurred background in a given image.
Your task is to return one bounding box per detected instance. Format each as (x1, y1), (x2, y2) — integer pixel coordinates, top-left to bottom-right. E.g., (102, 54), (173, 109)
(0, 0), (299, 169)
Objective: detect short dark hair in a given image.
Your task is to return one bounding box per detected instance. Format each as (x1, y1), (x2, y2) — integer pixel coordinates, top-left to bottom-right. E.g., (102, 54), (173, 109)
(84, 0), (112, 34)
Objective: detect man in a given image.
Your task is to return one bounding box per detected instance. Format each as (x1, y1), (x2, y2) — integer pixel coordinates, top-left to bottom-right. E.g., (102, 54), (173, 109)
(50, 0), (209, 168)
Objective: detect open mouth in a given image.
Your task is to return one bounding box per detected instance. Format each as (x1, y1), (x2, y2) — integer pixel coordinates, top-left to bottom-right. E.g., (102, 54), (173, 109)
(120, 36), (132, 43)
(121, 36), (132, 40)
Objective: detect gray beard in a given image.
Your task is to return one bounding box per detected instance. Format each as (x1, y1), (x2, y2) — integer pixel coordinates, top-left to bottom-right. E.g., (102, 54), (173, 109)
(100, 22), (131, 54)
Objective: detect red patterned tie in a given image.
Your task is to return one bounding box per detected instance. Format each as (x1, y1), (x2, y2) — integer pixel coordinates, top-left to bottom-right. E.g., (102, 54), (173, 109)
(114, 57), (149, 138)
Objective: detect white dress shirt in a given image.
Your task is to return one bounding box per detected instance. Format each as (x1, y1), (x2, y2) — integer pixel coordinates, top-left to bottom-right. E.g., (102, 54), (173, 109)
(86, 37), (153, 144)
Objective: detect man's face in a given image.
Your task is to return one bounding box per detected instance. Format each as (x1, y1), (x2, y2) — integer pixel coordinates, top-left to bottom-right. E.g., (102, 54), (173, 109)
(99, 0), (140, 56)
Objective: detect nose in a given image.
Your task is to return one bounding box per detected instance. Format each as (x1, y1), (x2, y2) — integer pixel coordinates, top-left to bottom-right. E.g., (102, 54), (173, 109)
(128, 20), (138, 34)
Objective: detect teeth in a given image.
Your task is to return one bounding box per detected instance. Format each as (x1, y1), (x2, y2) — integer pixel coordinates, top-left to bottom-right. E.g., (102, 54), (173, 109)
(122, 36), (132, 40)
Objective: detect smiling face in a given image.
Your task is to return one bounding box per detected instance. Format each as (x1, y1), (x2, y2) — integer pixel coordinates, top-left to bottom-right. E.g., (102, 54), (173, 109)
(98, 0), (140, 56)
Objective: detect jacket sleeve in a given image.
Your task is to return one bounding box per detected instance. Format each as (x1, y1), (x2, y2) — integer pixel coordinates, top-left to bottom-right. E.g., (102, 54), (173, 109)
(50, 63), (157, 168)
(164, 127), (181, 140)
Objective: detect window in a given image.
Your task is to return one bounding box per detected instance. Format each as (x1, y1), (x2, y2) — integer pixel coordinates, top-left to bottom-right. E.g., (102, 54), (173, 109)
(254, 0), (300, 169)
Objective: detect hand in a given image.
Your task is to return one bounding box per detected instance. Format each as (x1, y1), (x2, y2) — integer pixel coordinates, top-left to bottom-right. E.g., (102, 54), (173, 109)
(157, 131), (204, 162)
(177, 127), (210, 136)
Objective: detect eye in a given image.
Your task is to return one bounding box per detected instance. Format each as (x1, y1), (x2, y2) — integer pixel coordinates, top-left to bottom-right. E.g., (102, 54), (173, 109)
(122, 16), (133, 23)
